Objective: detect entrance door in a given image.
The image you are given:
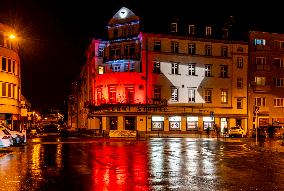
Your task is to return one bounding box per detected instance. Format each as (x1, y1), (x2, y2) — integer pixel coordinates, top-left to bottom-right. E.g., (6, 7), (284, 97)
(125, 116), (136, 130)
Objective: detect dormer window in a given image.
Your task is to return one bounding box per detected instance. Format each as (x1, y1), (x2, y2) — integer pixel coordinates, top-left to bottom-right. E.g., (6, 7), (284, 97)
(205, 26), (212, 36)
(222, 28), (229, 38)
(171, 23), (178, 33)
(189, 25), (195, 35)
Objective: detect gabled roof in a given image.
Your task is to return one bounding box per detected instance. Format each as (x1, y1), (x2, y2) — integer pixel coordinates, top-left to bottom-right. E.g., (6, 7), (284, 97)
(108, 7), (139, 26)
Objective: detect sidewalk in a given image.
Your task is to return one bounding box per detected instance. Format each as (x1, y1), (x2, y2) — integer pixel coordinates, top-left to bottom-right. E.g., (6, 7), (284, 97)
(246, 139), (284, 153)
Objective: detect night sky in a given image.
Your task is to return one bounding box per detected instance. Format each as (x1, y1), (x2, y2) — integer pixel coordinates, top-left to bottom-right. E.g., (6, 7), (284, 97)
(0, 0), (283, 112)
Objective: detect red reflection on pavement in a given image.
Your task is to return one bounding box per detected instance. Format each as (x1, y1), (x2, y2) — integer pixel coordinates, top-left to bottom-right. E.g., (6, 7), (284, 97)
(91, 142), (149, 191)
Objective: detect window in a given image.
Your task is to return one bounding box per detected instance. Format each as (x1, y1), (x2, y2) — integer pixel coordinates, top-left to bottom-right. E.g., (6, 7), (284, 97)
(97, 88), (102, 105)
(98, 46), (104, 57)
(255, 97), (266, 106)
(6, 59), (11, 73)
(12, 61), (15, 74)
(0, 33), (4, 46)
(188, 43), (196, 55)
(2, 82), (6, 97)
(124, 44), (135, 57)
(113, 28), (119, 37)
(205, 89), (212, 103)
(153, 61), (161, 73)
(108, 86), (116, 104)
(110, 116), (118, 130)
(221, 90), (228, 104)
(255, 57), (266, 65)
(8, 83), (12, 97)
(98, 66), (104, 74)
(110, 46), (121, 59)
(171, 87), (178, 102)
(169, 116), (181, 131)
(2, 57), (6, 71)
(237, 47), (244, 52)
(171, 41), (179, 53)
(188, 89), (195, 102)
(254, 39), (266, 45)
(171, 23), (178, 32)
(279, 41), (284, 49)
(221, 46), (228, 57)
(152, 116), (164, 131)
(275, 78), (284, 87)
(222, 28), (229, 38)
(125, 87), (134, 104)
(237, 77), (243, 89)
(237, 98), (243, 109)
(237, 57), (243, 68)
(205, 26), (212, 36)
(220, 65), (228, 78)
(187, 117), (198, 130)
(188, 25), (195, 35)
(205, 44), (212, 56)
(153, 87), (161, 101)
(274, 98), (284, 107)
(205, 65), (212, 77)
(171, 63), (179, 74)
(112, 64), (121, 72)
(154, 41), (161, 51)
(255, 77), (266, 86)
(188, 63), (196, 75)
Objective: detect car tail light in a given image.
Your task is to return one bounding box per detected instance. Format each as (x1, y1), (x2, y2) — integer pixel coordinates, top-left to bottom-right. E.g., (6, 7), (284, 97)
(2, 135), (10, 139)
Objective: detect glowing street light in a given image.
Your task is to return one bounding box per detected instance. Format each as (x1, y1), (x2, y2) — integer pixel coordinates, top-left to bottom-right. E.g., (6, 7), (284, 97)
(9, 34), (16, 39)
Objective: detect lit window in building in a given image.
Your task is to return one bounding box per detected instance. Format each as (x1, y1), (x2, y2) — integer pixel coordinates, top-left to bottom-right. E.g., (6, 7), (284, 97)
(171, 23), (177, 32)
(255, 97), (266, 106)
(205, 65), (212, 77)
(2, 57), (6, 71)
(171, 63), (179, 74)
(274, 98), (284, 107)
(188, 88), (195, 102)
(188, 63), (196, 75)
(237, 77), (243, 89)
(187, 116), (198, 130)
(169, 116), (181, 130)
(275, 78), (284, 87)
(221, 46), (228, 57)
(205, 89), (212, 103)
(203, 116), (214, 130)
(188, 43), (196, 55)
(205, 26), (212, 36)
(171, 41), (179, 53)
(154, 41), (161, 52)
(152, 116), (164, 131)
(153, 87), (161, 101)
(221, 90), (228, 104)
(112, 64), (121, 72)
(237, 98), (243, 109)
(254, 39), (266, 45)
(237, 57), (243, 68)
(108, 86), (116, 104)
(205, 44), (212, 56)
(153, 61), (161, 73)
(98, 66), (104, 74)
(125, 87), (134, 104)
(255, 76), (266, 86)
(110, 116), (118, 130)
(188, 25), (195, 35)
(171, 87), (178, 102)
(220, 65), (228, 78)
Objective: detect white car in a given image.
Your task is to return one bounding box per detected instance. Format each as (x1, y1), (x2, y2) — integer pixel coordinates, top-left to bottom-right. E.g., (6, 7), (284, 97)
(0, 125), (25, 145)
(0, 126), (13, 147)
(229, 126), (245, 137)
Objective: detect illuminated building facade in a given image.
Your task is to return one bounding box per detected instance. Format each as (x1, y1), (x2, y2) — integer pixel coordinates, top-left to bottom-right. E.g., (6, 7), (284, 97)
(248, 31), (284, 135)
(80, 7), (249, 136)
(0, 23), (21, 130)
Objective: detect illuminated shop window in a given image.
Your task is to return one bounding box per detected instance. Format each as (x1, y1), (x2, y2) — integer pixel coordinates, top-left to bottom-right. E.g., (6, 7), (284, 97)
(169, 116), (181, 131)
(110, 116), (118, 130)
(203, 116), (214, 130)
(151, 116), (164, 131)
(125, 116), (136, 130)
(187, 116), (198, 130)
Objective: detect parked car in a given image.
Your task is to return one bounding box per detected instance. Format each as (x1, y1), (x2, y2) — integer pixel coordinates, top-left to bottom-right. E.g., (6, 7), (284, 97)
(229, 126), (245, 137)
(38, 123), (60, 136)
(0, 125), (25, 145)
(0, 126), (13, 147)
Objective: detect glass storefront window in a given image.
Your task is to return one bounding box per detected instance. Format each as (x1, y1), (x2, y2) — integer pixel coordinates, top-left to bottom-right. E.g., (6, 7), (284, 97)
(110, 116), (118, 130)
(187, 116), (198, 130)
(152, 116), (164, 131)
(169, 116), (181, 131)
(203, 116), (214, 130)
(125, 116), (136, 130)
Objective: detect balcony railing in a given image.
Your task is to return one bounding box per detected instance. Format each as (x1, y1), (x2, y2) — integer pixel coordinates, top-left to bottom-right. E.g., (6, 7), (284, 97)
(103, 54), (140, 62)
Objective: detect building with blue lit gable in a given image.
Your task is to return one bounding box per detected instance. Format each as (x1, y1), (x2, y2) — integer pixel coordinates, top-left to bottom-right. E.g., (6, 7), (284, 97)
(71, 7), (249, 137)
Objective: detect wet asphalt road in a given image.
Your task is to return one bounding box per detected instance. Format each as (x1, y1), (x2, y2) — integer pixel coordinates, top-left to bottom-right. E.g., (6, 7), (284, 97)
(0, 137), (284, 191)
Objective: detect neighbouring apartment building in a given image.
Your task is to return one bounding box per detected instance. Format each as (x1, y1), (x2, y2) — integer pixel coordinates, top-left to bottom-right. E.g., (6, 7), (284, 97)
(248, 31), (284, 135)
(0, 22), (21, 130)
(71, 7), (249, 136)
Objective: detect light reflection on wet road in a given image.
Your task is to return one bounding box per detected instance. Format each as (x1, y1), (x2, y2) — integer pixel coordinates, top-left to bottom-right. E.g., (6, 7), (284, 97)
(0, 137), (284, 191)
